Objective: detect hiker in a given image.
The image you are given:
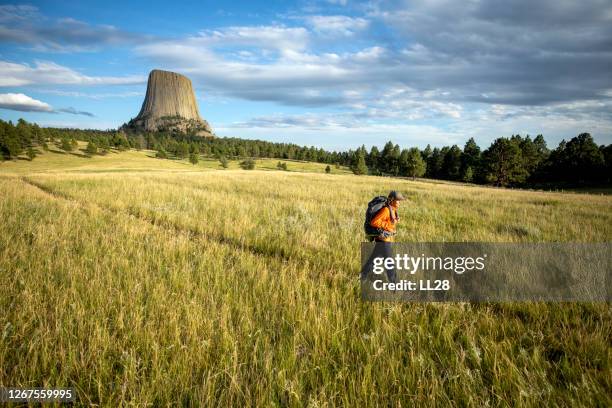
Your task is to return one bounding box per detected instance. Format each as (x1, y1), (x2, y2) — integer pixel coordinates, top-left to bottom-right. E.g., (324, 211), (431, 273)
(360, 191), (406, 282)
(367, 190), (405, 243)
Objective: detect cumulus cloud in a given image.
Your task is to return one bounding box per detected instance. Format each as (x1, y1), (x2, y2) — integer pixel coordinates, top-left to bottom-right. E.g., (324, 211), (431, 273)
(0, 60), (145, 86)
(0, 92), (94, 116)
(142, 0), (612, 145)
(136, 37), (358, 102)
(367, 0), (612, 106)
(229, 96), (463, 130)
(195, 25), (310, 53)
(1, 1), (611, 144)
(135, 1), (612, 114)
(0, 92), (52, 112)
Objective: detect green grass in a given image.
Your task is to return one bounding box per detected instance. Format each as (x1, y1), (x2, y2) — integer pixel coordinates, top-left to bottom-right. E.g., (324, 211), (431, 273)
(0, 146), (611, 406)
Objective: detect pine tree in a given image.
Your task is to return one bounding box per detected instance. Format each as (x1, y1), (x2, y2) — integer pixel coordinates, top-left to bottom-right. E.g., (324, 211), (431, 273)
(26, 146), (36, 160)
(189, 152), (199, 165)
(352, 149), (368, 175)
(85, 141), (98, 155)
(421, 144), (433, 162)
(442, 145), (462, 180)
(482, 137), (527, 186)
(518, 135), (542, 176)
(98, 137), (110, 153)
(533, 134), (549, 161)
(398, 149), (410, 175)
(545, 133), (605, 184)
(391, 144), (401, 175)
(602, 144), (612, 183)
(426, 147), (443, 178)
(404, 147), (426, 180)
(463, 166), (474, 182)
(380, 141), (395, 174)
(461, 138), (481, 181)
(368, 146), (380, 171)
(60, 138), (73, 152)
(177, 142), (190, 159)
(0, 122), (22, 158)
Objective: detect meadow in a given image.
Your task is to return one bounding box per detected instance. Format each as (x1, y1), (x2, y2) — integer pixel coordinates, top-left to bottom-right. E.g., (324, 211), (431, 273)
(1, 146), (611, 406)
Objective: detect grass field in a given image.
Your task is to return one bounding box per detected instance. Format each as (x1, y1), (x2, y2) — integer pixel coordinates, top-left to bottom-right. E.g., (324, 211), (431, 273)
(0, 143), (353, 175)
(1, 146), (611, 406)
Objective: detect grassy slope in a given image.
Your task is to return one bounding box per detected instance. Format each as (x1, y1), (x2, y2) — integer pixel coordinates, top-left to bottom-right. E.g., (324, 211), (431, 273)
(0, 143), (352, 175)
(0, 147), (611, 406)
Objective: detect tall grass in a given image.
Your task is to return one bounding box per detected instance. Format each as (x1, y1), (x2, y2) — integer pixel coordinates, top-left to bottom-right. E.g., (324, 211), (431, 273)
(0, 148), (611, 406)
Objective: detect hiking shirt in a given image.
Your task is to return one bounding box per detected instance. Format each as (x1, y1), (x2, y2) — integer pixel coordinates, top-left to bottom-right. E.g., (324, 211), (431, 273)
(369, 203), (398, 242)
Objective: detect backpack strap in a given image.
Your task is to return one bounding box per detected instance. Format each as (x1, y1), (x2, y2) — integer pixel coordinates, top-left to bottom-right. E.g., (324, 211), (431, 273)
(387, 205), (397, 223)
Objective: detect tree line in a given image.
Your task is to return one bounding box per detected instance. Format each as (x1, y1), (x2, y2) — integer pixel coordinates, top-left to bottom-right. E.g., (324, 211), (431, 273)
(2, 118), (610, 188)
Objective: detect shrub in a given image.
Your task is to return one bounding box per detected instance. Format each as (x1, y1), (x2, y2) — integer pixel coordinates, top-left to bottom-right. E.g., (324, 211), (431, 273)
(219, 156), (229, 168)
(189, 152), (199, 165)
(60, 138), (73, 152)
(156, 148), (168, 159)
(85, 142), (98, 156)
(239, 158), (255, 170)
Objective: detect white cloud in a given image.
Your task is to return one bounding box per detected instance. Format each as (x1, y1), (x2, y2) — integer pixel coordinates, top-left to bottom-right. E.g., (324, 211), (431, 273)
(0, 60), (146, 86)
(38, 90), (144, 99)
(305, 15), (369, 36)
(136, 40), (358, 92)
(0, 92), (52, 112)
(1, 1), (610, 145)
(0, 92), (94, 116)
(194, 25), (310, 53)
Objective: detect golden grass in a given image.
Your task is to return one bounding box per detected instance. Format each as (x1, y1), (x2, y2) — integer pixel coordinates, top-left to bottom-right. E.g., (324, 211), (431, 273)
(0, 143), (352, 175)
(0, 148), (611, 406)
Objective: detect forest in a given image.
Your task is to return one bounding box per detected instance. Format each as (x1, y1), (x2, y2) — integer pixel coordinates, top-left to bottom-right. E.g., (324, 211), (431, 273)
(2, 118), (611, 188)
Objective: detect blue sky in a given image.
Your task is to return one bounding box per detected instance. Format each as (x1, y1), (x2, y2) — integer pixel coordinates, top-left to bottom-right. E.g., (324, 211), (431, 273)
(0, 0), (611, 151)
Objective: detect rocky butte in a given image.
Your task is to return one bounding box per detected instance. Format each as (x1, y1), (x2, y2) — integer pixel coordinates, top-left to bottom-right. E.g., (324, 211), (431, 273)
(121, 69), (214, 137)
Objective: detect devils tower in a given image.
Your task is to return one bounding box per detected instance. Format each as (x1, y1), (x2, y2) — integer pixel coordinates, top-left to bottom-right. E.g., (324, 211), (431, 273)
(121, 69), (214, 137)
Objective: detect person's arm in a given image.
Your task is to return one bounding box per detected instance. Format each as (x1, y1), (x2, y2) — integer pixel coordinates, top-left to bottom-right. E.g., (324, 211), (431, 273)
(370, 207), (392, 231)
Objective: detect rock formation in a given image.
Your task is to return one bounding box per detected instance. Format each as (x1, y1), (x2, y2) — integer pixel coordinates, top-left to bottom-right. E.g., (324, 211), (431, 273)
(121, 69), (214, 137)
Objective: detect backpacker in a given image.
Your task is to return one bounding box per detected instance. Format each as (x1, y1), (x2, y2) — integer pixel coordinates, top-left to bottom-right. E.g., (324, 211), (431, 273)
(364, 196), (390, 236)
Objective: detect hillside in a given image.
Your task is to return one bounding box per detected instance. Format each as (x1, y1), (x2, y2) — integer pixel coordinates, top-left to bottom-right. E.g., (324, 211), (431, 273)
(0, 142), (353, 175)
(1, 146), (611, 406)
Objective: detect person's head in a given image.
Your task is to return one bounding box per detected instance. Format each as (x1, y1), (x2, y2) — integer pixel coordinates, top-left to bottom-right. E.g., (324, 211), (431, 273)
(387, 190), (406, 207)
